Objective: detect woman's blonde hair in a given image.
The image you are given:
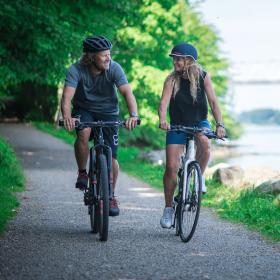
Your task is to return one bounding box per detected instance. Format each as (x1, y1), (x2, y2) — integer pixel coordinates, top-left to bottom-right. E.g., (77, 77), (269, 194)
(168, 59), (203, 102)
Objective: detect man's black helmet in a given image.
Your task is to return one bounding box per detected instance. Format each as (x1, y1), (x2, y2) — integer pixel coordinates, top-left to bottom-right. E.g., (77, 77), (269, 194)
(169, 43), (198, 60)
(83, 36), (112, 53)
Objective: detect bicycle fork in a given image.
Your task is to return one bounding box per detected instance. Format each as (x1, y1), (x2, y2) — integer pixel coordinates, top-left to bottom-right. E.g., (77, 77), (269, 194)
(84, 148), (98, 206)
(181, 139), (196, 202)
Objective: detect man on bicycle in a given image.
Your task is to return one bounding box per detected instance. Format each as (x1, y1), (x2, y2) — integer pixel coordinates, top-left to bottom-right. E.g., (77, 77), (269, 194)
(61, 35), (138, 217)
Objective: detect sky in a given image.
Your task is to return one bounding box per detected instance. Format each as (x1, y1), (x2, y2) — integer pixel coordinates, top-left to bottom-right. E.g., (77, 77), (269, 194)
(190, 0), (280, 113)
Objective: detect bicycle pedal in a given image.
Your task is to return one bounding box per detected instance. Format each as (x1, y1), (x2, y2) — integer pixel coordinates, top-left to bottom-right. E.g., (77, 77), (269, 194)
(84, 191), (94, 205)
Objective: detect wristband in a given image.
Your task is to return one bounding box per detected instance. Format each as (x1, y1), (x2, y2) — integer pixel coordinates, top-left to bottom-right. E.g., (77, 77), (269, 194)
(130, 112), (138, 118)
(216, 122), (225, 128)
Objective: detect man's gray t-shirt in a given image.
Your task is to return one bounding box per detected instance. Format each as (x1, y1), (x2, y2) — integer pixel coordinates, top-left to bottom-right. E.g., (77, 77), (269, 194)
(64, 60), (128, 115)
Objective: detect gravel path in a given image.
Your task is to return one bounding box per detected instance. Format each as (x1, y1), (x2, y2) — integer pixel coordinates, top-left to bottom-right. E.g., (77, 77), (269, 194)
(0, 123), (279, 280)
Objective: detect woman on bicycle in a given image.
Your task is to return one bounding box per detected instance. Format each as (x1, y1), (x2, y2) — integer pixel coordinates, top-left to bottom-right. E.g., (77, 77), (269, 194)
(158, 42), (226, 228)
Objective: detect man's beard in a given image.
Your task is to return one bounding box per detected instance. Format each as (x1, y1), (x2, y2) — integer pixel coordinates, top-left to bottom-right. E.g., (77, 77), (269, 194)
(91, 58), (110, 71)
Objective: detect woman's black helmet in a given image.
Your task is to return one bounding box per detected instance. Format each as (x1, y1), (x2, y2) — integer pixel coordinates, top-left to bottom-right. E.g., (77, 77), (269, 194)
(169, 43), (198, 60)
(83, 36), (112, 53)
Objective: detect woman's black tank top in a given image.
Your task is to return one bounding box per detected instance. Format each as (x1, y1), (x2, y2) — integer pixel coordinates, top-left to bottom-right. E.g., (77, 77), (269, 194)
(169, 71), (208, 125)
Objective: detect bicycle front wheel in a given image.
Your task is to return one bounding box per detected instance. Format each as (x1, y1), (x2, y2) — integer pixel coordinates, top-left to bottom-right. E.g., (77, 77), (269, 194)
(96, 154), (109, 241)
(178, 162), (202, 242)
(89, 205), (98, 234)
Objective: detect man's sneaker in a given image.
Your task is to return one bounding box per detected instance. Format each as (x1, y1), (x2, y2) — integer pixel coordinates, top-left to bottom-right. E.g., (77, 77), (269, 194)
(75, 171), (88, 190)
(160, 207), (174, 229)
(109, 196), (120, 216)
(202, 176), (207, 194)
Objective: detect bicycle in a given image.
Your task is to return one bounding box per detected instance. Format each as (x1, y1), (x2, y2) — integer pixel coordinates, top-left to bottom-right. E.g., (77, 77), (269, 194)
(169, 125), (225, 242)
(59, 118), (140, 241)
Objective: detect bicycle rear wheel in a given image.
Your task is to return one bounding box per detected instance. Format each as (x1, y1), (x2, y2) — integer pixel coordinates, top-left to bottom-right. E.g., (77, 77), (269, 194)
(178, 162), (202, 242)
(96, 154), (109, 241)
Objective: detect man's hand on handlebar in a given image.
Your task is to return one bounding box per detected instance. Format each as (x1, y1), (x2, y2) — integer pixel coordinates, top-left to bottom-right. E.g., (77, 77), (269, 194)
(125, 116), (139, 130)
(63, 117), (80, 131)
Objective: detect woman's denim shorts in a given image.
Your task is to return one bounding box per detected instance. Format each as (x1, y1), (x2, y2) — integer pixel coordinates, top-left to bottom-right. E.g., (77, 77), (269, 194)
(166, 119), (211, 145)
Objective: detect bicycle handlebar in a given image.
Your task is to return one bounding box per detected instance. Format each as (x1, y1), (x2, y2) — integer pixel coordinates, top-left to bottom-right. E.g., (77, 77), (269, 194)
(169, 125), (228, 140)
(58, 118), (141, 128)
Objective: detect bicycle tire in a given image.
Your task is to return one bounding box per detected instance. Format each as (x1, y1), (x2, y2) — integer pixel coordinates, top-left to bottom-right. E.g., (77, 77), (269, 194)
(178, 161), (202, 242)
(88, 149), (98, 234)
(96, 154), (109, 241)
(175, 211), (180, 236)
(89, 205), (98, 233)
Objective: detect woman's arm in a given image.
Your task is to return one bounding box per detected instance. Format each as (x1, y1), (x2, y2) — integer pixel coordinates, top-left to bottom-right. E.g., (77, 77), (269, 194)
(204, 73), (226, 137)
(158, 76), (174, 130)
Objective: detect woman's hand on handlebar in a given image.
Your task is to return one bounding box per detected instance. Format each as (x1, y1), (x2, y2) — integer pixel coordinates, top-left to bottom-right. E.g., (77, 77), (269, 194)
(215, 125), (226, 139)
(159, 120), (170, 131)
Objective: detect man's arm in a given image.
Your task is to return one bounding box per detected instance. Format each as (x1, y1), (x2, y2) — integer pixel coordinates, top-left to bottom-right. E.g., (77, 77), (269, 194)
(118, 84), (138, 130)
(61, 86), (76, 130)
(204, 73), (225, 137)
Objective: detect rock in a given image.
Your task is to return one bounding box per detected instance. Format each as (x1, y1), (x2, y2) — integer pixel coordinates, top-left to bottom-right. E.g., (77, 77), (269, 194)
(140, 149), (165, 165)
(205, 163), (230, 179)
(255, 176), (280, 195)
(212, 165), (244, 187)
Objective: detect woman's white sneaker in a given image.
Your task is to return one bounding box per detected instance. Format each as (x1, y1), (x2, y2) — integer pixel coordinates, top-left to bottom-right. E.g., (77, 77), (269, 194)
(160, 207), (174, 229)
(202, 176), (207, 194)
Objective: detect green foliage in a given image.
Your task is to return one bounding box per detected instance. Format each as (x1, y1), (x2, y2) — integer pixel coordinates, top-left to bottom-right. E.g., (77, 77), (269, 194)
(0, 137), (25, 233)
(1, 0), (240, 143)
(0, 0), (141, 120)
(8, 83), (59, 121)
(114, 0), (237, 146)
(118, 147), (165, 189)
(0, 0), (137, 88)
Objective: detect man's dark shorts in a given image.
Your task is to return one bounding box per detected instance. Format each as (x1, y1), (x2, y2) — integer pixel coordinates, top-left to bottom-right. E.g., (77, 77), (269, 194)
(166, 119), (211, 145)
(72, 108), (119, 159)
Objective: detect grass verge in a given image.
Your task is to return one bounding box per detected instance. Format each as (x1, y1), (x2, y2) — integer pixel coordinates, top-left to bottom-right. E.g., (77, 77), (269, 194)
(203, 179), (280, 241)
(34, 122), (280, 241)
(0, 137), (25, 233)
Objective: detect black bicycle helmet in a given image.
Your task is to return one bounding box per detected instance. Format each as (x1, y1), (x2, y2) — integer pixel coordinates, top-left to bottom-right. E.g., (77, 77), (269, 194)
(83, 35), (112, 53)
(169, 43), (198, 60)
